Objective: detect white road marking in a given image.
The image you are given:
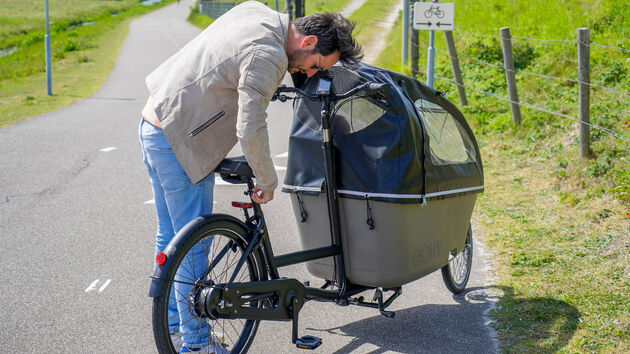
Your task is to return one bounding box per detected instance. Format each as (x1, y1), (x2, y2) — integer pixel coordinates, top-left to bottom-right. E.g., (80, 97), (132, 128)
(85, 279), (99, 292)
(275, 152), (288, 158)
(100, 147), (117, 152)
(144, 199), (155, 204)
(99, 279), (112, 292)
(274, 165), (287, 171)
(85, 279), (112, 293)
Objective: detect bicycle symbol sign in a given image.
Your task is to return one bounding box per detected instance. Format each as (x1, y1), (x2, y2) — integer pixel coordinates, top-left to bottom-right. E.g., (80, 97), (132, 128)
(413, 2), (454, 31)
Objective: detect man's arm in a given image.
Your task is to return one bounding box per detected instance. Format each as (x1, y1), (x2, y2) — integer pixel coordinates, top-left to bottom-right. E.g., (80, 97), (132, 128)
(236, 49), (287, 203)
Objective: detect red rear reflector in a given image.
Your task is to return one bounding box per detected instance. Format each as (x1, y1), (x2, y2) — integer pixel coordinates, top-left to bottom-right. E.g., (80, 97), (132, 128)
(232, 201), (253, 208)
(156, 252), (167, 266)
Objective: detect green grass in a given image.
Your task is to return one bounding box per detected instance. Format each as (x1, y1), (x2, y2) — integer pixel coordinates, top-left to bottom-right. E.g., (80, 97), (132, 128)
(0, 0), (143, 48)
(186, 0), (353, 30)
(187, 1), (214, 29)
(305, 0), (351, 14)
(374, 0), (629, 352)
(0, 0), (174, 127)
(347, 0), (399, 49)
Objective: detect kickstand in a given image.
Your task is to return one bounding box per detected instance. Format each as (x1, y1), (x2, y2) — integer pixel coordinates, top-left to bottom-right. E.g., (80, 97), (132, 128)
(373, 289), (396, 318)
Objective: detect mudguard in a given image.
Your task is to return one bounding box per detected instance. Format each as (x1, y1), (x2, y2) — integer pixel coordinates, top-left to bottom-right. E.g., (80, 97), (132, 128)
(148, 213), (251, 298)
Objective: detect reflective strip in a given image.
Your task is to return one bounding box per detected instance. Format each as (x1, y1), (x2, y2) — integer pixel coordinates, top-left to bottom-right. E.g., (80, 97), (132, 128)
(284, 185), (484, 199)
(338, 190), (424, 199)
(282, 184), (322, 193)
(425, 185), (484, 198)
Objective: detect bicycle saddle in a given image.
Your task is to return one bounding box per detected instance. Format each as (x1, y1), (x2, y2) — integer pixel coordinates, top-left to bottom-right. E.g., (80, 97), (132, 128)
(215, 156), (254, 184)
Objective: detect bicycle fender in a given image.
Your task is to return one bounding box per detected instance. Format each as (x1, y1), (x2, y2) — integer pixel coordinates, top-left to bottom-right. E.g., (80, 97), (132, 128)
(148, 213), (250, 298)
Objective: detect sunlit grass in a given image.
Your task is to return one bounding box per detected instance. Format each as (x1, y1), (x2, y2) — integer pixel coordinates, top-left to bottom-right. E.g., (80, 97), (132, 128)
(348, 0), (399, 49)
(0, 0), (174, 127)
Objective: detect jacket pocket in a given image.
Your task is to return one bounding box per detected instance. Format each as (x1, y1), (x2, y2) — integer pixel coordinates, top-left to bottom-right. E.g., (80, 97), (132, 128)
(187, 110), (226, 138)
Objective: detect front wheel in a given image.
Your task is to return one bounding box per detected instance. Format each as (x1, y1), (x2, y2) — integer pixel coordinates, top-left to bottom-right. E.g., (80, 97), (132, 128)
(441, 224), (473, 294)
(153, 219), (265, 353)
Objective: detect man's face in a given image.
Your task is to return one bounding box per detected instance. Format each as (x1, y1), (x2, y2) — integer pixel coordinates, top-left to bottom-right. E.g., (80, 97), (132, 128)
(287, 48), (340, 78)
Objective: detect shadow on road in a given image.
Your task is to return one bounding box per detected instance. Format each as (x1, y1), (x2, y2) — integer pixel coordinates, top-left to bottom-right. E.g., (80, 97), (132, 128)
(305, 286), (579, 353)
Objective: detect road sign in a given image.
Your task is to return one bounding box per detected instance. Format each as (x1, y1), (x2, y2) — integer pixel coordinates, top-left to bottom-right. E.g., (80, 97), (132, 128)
(413, 2), (454, 31)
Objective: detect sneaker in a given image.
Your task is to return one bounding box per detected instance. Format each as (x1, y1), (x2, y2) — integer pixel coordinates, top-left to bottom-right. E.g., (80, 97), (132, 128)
(180, 341), (228, 354)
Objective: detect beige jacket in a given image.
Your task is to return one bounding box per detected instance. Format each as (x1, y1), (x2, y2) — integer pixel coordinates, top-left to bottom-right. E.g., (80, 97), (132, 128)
(144, 1), (289, 191)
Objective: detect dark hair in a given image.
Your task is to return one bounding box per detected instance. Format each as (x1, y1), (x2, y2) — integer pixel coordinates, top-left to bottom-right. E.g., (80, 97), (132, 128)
(293, 13), (363, 68)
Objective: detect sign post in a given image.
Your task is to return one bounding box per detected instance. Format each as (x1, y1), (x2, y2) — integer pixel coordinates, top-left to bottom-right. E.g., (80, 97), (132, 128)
(45, 0), (52, 96)
(402, 0), (409, 65)
(413, 1), (454, 88)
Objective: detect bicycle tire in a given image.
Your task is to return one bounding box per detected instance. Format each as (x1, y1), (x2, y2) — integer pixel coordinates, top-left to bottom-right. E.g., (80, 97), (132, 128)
(153, 219), (265, 353)
(441, 224), (473, 294)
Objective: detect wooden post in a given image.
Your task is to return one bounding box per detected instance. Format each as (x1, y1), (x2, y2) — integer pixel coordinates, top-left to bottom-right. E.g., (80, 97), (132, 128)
(578, 28), (591, 159)
(500, 27), (521, 125)
(411, 28), (419, 78)
(444, 31), (467, 106)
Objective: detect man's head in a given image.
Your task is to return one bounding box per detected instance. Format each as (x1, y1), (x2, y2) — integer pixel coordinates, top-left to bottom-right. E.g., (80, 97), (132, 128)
(287, 13), (362, 78)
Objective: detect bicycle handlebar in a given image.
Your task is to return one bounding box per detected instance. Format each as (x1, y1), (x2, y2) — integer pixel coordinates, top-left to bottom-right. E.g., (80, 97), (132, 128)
(272, 81), (390, 103)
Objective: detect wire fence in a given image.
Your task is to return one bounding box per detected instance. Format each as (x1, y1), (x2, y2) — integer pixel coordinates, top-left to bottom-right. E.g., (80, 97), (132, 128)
(413, 28), (630, 144)
(454, 27), (630, 53)
(434, 75), (630, 143)
(424, 40), (630, 100)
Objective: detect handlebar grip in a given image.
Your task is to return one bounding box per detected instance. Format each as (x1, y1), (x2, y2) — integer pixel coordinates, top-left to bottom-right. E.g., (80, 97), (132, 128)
(364, 82), (391, 101)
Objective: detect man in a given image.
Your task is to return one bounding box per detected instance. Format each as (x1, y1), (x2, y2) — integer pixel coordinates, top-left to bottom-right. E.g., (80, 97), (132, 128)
(139, 1), (362, 352)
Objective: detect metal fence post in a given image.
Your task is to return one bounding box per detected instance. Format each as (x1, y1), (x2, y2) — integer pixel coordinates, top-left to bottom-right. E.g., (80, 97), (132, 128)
(288, 0), (294, 19)
(500, 27), (521, 125)
(444, 31), (467, 106)
(402, 0), (409, 65)
(45, 0), (52, 96)
(578, 27), (591, 159)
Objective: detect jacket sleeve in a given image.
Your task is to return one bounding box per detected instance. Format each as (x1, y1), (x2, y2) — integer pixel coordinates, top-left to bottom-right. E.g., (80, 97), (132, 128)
(236, 49), (287, 192)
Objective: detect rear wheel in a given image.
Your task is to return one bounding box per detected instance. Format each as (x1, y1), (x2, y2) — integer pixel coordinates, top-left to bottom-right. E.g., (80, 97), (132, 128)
(441, 224), (473, 294)
(153, 219), (265, 353)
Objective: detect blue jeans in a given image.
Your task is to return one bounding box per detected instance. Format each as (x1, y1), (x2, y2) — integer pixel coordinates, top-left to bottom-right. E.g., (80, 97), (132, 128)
(139, 119), (215, 348)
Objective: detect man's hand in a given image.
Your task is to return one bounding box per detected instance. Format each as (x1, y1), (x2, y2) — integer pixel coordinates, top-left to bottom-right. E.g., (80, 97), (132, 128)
(251, 188), (274, 204)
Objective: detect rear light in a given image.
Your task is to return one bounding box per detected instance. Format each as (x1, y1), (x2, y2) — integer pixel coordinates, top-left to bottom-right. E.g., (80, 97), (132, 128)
(232, 201), (253, 208)
(156, 252), (167, 266)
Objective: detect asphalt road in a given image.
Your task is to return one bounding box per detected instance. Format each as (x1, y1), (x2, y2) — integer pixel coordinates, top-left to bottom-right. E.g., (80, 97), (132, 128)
(0, 1), (498, 353)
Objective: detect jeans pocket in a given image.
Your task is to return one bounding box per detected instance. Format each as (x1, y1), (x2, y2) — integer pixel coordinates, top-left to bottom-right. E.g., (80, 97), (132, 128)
(160, 172), (191, 192)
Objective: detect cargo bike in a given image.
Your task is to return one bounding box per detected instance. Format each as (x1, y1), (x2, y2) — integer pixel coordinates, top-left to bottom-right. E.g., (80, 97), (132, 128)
(149, 64), (484, 353)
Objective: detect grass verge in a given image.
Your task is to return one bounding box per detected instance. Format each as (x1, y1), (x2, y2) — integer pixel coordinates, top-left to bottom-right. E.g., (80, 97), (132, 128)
(374, 1), (629, 352)
(187, 1), (214, 29)
(0, 0), (174, 128)
(186, 0), (353, 31)
(347, 0), (400, 49)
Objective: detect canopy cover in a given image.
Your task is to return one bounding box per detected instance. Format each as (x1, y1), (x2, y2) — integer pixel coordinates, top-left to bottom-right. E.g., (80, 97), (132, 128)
(282, 64), (484, 203)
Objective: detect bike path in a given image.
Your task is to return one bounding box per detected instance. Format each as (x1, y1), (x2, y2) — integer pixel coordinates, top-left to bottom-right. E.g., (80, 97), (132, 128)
(0, 0), (498, 352)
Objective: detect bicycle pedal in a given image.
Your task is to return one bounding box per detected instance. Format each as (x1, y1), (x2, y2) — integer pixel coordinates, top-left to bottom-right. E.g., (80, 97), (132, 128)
(296, 335), (322, 350)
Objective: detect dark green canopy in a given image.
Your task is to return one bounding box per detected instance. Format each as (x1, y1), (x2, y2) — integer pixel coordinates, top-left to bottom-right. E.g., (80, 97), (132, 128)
(283, 63), (484, 203)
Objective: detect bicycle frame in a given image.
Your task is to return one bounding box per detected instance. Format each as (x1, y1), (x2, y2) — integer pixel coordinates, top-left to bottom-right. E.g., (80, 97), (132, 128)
(236, 77), (367, 301)
(150, 77), (400, 347)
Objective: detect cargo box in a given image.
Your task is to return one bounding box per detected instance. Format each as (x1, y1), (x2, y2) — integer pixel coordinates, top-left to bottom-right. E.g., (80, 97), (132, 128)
(283, 64), (484, 287)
